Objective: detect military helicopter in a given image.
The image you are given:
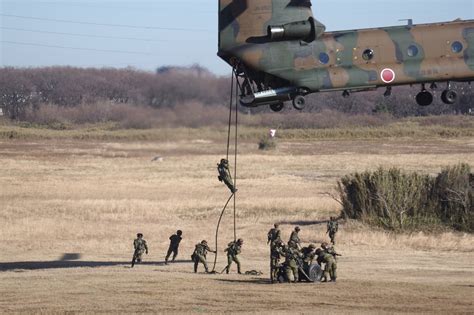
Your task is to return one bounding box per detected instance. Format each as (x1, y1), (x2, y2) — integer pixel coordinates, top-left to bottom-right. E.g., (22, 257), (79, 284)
(218, 0), (474, 111)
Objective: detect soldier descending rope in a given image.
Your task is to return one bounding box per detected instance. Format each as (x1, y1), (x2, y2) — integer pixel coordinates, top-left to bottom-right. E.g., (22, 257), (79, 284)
(217, 158), (237, 193)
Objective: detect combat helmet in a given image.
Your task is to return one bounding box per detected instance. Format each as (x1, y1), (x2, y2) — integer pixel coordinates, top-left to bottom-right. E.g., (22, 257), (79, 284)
(201, 240), (208, 245)
(295, 226), (301, 232)
(274, 223), (279, 228)
(177, 230), (183, 235)
(308, 244), (316, 249)
(321, 242), (329, 249)
(137, 233), (143, 238)
(237, 238), (244, 244)
(220, 158), (228, 164)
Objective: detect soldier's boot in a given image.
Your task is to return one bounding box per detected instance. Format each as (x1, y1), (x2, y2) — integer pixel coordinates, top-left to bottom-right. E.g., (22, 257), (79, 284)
(205, 267), (209, 273)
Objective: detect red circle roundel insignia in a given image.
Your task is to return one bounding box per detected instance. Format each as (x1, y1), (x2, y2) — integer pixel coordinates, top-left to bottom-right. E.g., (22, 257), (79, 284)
(381, 68), (395, 83)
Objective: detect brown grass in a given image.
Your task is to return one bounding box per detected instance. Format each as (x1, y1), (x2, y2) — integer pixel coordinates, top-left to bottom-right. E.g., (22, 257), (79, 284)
(0, 131), (473, 313)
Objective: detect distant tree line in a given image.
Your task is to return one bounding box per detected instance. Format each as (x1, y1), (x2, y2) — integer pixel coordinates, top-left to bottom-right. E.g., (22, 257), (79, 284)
(0, 66), (472, 127)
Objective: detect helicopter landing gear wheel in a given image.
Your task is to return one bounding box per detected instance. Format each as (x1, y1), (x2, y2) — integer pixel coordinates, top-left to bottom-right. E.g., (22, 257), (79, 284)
(270, 102), (284, 112)
(441, 89), (457, 104)
(416, 90), (433, 106)
(292, 95), (306, 110)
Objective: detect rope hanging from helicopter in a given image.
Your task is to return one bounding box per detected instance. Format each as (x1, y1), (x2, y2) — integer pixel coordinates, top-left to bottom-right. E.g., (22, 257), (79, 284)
(212, 64), (241, 272)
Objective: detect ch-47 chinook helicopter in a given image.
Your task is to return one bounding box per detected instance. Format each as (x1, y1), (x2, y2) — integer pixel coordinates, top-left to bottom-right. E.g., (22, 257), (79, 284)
(218, 0), (474, 112)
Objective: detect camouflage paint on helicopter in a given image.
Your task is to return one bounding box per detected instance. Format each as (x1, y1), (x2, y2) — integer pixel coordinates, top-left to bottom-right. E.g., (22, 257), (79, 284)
(218, 0), (474, 110)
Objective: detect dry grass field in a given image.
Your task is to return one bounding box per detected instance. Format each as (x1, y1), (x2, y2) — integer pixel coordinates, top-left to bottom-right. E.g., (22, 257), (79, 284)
(0, 126), (473, 313)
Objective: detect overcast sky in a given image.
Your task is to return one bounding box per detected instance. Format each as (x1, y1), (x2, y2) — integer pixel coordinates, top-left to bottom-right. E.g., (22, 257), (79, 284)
(1, 0), (473, 75)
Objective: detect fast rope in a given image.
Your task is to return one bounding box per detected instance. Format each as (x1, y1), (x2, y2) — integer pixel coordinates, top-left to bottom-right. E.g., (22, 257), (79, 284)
(212, 66), (239, 272)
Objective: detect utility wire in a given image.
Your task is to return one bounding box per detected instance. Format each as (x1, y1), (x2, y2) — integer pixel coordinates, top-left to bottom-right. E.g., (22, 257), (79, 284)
(1, 40), (161, 56)
(0, 26), (173, 42)
(0, 14), (212, 32)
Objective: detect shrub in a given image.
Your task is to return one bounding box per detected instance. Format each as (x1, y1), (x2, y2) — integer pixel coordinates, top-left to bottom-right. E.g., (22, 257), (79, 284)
(337, 164), (473, 232)
(258, 136), (277, 150)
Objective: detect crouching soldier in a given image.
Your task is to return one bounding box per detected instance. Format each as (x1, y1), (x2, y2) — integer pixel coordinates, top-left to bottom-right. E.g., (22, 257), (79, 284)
(224, 238), (243, 274)
(301, 244), (316, 271)
(131, 233), (148, 267)
(284, 246), (302, 283)
(217, 158), (237, 193)
(192, 240), (215, 273)
(316, 242), (338, 282)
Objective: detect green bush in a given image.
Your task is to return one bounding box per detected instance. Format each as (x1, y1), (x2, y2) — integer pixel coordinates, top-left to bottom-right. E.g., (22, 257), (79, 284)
(337, 164), (473, 232)
(258, 136), (277, 150)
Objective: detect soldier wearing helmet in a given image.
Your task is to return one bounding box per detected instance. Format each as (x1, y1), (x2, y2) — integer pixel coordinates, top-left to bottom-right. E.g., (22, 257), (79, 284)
(192, 240), (216, 273)
(267, 223), (281, 246)
(300, 244), (316, 270)
(316, 243), (339, 282)
(269, 239), (284, 283)
(224, 238), (244, 274)
(131, 233), (148, 267)
(165, 229), (183, 264)
(217, 158), (237, 193)
(326, 216), (339, 244)
(288, 226), (301, 250)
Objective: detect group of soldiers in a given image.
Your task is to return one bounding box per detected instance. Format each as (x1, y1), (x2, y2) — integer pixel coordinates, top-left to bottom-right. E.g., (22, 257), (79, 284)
(131, 217), (340, 284)
(132, 230), (183, 267)
(268, 218), (340, 283)
(132, 231), (244, 275)
(131, 158), (341, 282)
(191, 238), (243, 274)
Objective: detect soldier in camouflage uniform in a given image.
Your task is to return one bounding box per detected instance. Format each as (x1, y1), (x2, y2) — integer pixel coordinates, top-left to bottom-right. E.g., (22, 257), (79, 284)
(300, 244), (316, 271)
(267, 223), (281, 245)
(268, 223), (282, 282)
(165, 230), (182, 264)
(192, 240), (216, 273)
(224, 238), (243, 274)
(217, 158), (237, 193)
(283, 245), (301, 283)
(316, 242), (338, 282)
(270, 239), (284, 283)
(326, 217), (339, 245)
(288, 226), (301, 250)
(131, 233), (148, 267)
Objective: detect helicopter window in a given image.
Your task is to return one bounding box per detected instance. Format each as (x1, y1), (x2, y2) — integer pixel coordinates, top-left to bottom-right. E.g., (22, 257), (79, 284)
(319, 52), (329, 64)
(362, 49), (374, 61)
(407, 45), (419, 57)
(451, 41), (463, 53)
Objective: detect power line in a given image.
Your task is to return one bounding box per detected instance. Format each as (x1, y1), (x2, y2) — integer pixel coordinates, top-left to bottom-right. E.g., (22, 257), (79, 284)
(1, 40), (161, 56)
(1, 26), (174, 43)
(15, 1), (215, 14)
(0, 13), (212, 32)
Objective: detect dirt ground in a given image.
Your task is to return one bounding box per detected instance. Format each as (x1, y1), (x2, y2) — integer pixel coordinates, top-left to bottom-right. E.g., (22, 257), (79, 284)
(0, 135), (473, 313)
